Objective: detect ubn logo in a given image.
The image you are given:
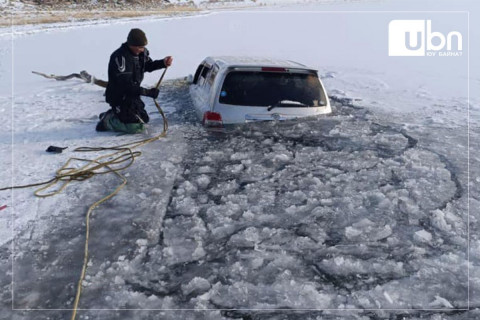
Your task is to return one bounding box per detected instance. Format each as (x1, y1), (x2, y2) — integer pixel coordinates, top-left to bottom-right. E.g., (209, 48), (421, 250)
(388, 20), (463, 56)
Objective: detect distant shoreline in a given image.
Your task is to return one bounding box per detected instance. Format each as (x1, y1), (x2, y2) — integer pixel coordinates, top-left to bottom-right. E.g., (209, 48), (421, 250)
(0, 1), (263, 27)
(1, 6), (201, 27)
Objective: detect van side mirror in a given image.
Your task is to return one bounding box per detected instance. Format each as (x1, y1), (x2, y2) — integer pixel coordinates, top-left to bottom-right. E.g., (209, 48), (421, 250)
(186, 74), (193, 84)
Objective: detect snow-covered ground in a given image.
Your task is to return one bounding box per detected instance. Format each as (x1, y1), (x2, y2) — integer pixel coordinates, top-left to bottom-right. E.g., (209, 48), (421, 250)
(1, 0), (479, 319)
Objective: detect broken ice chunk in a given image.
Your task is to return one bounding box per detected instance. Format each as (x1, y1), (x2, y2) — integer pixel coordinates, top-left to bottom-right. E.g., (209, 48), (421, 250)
(414, 230), (432, 243)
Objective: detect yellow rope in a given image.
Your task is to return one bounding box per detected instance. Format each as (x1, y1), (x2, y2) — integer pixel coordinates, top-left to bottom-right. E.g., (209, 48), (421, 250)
(69, 70), (169, 320)
(0, 68), (170, 320)
(70, 164), (127, 320)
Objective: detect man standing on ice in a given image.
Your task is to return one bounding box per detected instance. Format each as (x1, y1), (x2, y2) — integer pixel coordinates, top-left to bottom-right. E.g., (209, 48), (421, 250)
(96, 28), (173, 133)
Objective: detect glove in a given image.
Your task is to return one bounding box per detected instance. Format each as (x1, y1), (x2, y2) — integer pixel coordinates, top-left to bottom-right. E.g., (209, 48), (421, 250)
(141, 87), (159, 99)
(163, 56), (173, 67)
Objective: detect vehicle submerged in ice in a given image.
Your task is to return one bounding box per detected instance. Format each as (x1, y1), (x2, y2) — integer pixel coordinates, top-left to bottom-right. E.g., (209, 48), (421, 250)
(189, 56), (332, 127)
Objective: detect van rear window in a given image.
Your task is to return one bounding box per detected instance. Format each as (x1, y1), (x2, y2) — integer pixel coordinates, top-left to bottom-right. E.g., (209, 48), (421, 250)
(219, 71), (325, 107)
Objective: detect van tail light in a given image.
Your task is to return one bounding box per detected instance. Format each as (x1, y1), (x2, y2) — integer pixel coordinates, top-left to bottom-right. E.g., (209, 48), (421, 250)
(261, 67), (287, 72)
(203, 111), (223, 127)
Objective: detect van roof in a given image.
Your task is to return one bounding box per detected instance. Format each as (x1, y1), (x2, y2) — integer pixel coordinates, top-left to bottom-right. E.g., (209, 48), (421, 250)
(205, 56), (316, 71)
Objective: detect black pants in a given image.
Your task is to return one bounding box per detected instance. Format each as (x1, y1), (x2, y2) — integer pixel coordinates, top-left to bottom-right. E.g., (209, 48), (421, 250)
(114, 97), (149, 124)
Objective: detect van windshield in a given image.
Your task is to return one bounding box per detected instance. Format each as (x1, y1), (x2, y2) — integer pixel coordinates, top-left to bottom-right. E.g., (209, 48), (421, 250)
(219, 71), (325, 107)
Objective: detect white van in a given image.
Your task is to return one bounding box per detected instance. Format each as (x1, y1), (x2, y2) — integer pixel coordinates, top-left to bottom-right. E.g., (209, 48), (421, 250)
(189, 56), (332, 127)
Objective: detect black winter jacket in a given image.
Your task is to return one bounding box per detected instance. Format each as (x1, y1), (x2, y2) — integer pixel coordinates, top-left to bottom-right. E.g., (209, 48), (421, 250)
(105, 43), (166, 108)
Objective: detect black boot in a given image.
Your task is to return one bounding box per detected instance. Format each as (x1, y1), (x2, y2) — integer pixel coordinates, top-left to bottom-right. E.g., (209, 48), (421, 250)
(96, 120), (107, 131)
(96, 110), (111, 131)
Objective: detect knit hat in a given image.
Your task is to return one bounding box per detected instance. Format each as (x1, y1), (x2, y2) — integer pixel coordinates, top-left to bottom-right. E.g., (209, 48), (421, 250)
(127, 28), (148, 46)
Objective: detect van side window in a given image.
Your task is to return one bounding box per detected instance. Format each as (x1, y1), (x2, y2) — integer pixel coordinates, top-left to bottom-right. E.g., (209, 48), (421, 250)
(201, 66), (210, 78)
(193, 64), (204, 84)
(198, 66), (211, 86)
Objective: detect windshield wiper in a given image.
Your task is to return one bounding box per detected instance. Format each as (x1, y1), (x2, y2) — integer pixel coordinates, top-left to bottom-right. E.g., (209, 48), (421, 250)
(267, 100), (307, 111)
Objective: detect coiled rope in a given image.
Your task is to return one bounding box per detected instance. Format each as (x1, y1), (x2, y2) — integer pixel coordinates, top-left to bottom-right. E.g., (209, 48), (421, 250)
(1, 67), (169, 320)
